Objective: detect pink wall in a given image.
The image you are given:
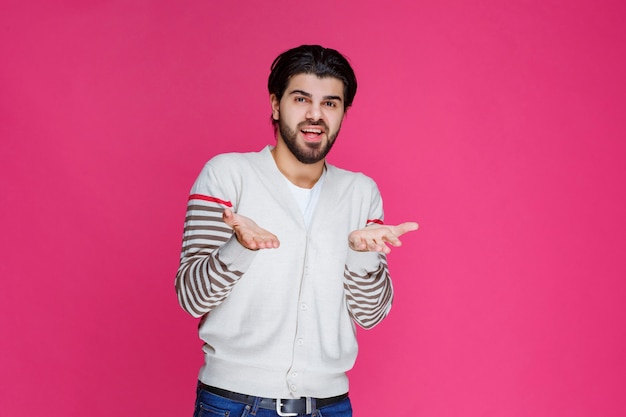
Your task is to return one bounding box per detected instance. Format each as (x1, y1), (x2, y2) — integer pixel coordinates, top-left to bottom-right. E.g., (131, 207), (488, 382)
(1, 1), (625, 416)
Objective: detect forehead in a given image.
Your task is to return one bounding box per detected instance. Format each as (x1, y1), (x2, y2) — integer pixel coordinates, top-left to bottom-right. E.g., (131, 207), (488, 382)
(285, 73), (344, 99)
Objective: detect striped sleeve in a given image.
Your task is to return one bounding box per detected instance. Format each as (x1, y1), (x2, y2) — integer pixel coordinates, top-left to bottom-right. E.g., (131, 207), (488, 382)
(344, 252), (393, 329)
(175, 194), (256, 318)
(343, 177), (393, 329)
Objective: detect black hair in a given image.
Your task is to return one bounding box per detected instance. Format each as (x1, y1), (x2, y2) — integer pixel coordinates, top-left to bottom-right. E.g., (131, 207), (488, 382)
(268, 45), (358, 115)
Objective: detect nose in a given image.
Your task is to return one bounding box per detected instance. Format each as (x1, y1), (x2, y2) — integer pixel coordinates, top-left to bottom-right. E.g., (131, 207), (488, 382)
(305, 102), (322, 121)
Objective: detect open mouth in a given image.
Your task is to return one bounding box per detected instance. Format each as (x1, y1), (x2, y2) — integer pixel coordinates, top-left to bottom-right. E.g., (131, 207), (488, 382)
(300, 126), (325, 141)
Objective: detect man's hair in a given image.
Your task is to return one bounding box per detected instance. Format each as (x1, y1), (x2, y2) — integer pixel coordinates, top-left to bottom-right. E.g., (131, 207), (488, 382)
(268, 45), (358, 117)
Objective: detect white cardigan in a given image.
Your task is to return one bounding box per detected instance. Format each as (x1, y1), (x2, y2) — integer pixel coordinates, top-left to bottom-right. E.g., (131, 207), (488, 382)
(176, 146), (393, 399)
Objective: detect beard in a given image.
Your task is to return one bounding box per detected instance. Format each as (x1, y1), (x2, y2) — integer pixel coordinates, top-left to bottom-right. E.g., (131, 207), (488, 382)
(278, 118), (341, 164)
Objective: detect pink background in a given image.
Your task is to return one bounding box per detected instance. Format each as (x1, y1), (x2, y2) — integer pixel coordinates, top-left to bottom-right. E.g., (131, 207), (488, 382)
(1, 1), (625, 416)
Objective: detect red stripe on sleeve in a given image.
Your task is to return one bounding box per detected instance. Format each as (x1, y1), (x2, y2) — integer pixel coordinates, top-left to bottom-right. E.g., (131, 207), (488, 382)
(188, 194), (233, 207)
(367, 219), (384, 225)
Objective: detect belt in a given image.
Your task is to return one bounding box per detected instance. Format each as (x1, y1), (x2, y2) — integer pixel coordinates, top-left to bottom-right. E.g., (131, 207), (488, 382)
(198, 382), (348, 416)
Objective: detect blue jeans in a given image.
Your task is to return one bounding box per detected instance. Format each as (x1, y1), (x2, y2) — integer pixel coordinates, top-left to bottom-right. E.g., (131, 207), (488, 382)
(193, 384), (353, 417)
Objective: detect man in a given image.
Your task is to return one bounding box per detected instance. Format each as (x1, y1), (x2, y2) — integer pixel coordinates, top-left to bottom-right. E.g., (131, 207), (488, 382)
(176, 45), (418, 417)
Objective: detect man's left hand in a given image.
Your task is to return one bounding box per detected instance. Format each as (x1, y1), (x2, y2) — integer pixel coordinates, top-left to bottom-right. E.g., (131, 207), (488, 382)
(348, 222), (419, 254)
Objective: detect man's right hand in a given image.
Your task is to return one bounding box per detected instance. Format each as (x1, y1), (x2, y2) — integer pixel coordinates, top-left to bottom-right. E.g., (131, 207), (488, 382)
(222, 208), (280, 250)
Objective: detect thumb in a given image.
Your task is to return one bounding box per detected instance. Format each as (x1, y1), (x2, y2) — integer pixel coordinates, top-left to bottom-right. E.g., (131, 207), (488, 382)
(222, 208), (234, 226)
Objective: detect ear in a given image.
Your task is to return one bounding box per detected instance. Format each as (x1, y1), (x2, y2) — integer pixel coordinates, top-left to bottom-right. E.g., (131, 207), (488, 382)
(270, 94), (280, 121)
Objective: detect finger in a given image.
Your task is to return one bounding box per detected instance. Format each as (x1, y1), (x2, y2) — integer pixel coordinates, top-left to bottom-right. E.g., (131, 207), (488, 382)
(365, 237), (388, 254)
(384, 235), (403, 247)
(370, 241), (391, 254)
(253, 234), (281, 249)
(239, 232), (258, 250)
(265, 236), (280, 249)
(253, 235), (269, 249)
(349, 237), (367, 251)
(379, 228), (402, 247)
(222, 208), (234, 227)
(395, 222), (419, 236)
(269, 235), (281, 248)
(260, 232), (280, 249)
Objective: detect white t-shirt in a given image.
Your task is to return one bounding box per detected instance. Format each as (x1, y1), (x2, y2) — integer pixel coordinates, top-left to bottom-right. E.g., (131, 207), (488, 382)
(283, 169), (326, 228)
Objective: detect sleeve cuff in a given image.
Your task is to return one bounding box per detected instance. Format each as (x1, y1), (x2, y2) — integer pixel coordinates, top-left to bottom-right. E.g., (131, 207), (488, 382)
(217, 235), (258, 272)
(346, 249), (383, 275)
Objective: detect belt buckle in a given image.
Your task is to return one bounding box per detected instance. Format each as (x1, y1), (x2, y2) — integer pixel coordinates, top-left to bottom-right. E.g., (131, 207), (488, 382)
(276, 399), (298, 417)
(276, 397), (312, 416)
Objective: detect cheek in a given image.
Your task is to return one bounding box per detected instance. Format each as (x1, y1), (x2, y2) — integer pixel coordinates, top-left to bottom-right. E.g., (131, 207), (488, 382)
(329, 114), (344, 130)
(280, 106), (300, 123)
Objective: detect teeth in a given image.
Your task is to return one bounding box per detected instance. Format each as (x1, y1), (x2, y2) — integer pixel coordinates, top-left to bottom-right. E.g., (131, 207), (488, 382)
(302, 128), (322, 134)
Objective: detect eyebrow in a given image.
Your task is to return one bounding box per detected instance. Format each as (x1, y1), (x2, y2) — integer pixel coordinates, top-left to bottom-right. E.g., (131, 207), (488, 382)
(289, 89), (343, 102)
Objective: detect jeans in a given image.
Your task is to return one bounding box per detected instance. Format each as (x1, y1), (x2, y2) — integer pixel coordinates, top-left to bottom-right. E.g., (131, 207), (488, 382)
(193, 383), (353, 417)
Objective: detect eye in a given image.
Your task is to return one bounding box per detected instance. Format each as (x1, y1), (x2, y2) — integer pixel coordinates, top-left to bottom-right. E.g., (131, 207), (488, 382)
(295, 96), (307, 103)
(324, 101), (337, 108)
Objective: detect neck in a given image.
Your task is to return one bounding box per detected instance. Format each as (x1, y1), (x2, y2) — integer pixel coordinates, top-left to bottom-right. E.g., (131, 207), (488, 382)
(271, 141), (325, 189)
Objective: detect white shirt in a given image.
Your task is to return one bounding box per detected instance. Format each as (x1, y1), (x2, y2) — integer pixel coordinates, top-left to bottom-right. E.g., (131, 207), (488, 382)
(283, 168), (326, 228)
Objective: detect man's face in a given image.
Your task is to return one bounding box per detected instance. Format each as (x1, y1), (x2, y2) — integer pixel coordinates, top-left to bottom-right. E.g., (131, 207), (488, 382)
(271, 73), (346, 164)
